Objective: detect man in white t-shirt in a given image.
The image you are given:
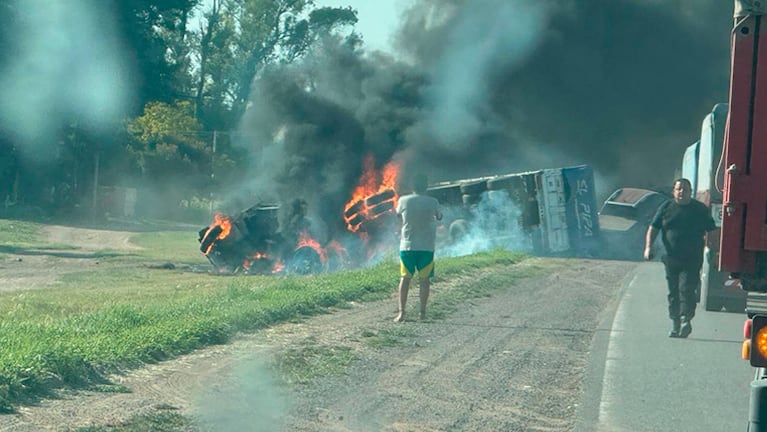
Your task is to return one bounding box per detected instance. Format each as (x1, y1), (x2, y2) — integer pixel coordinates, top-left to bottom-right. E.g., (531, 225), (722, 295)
(394, 173), (442, 322)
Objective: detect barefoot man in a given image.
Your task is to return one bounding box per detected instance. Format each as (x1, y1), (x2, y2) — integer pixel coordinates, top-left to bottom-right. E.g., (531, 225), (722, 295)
(394, 173), (442, 322)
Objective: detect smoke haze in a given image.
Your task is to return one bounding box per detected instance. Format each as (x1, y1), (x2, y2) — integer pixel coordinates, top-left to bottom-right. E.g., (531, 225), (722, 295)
(235, 0), (732, 235)
(194, 357), (288, 431)
(0, 0), (129, 161)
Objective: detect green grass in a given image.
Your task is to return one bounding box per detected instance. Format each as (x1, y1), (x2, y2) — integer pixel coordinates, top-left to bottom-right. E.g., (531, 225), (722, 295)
(0, 219), (50, 249)
(275, 337), (357, 385)
(70, 408), (191, 432)
(0, 218), (528, 414)
(361, 326), (417, 349)
(126, 231), (209, 264)
(426, 262), (542, 321)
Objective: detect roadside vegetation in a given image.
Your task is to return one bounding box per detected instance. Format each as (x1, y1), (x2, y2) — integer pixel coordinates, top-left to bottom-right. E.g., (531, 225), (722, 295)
(0, 218), (528, 418)
(0, 219), (65, 250)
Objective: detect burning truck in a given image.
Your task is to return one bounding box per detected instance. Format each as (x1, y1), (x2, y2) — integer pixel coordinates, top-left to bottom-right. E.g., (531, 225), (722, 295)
(198, 160), (602, 275)
(198, 157), (402, 275)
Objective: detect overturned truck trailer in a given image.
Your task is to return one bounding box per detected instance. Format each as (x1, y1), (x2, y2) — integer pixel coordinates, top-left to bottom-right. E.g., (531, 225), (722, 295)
(198, 165), (599, 274)
(428, 164), (600, 257)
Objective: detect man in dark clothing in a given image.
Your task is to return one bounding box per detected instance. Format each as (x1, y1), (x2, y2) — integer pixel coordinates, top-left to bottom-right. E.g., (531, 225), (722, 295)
(644, 178), (716, 338)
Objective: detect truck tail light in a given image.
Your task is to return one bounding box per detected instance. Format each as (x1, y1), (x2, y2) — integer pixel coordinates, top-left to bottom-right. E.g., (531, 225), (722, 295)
(744, 318), (753, 360)
(749, 315), (767, 367)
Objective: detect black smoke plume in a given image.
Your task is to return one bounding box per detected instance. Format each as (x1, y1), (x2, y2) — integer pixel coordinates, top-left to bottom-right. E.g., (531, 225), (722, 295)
(235, 0), (733, 238)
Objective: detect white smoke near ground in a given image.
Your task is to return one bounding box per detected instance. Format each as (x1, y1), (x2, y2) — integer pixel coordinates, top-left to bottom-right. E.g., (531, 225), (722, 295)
(439, 190), (532, 258)
(0, 0), (129, 160)
(193, 357), (289, 432)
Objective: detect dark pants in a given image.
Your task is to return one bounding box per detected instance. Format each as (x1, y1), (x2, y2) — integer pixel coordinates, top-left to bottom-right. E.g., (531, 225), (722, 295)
(663, 255), (703, 320)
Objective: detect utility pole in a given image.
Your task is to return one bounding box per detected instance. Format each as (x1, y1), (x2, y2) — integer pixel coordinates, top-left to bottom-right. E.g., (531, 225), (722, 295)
(210, 131), (217, 217)
(92, 148), (100, 217)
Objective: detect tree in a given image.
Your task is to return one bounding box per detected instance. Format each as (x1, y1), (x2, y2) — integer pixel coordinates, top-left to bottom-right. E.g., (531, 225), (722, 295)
(126, 101), (210, 187)
(187, 0), (359, 130)
(108, 0), (200, 110)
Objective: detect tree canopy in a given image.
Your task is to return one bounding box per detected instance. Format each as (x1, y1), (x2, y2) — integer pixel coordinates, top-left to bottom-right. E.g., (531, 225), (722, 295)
(0, 0), (360, 222)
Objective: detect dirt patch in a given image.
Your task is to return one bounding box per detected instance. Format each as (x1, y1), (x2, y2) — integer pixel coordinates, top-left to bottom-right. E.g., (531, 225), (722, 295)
(0, 225), (141, 293)
(42, 225), (143, 252)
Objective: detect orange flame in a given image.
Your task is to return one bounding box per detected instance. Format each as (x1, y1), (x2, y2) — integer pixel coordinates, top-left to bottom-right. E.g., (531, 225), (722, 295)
(296, 230), (327, 263)
(380, 161), (399, 195)
(325, 239), (350, 270)
(272, 261), (285, 274)
(213, 213), (232, 239)
(344, 155), (377, 215)
(343, 155), (401, 232)
(327, 240), (346, 255)
(242, 252), (271, 271)
(204, 212), (233, 254)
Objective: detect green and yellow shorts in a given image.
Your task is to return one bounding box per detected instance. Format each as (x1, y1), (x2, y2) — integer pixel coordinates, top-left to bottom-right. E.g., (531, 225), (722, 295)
(399, 250), (435, 279)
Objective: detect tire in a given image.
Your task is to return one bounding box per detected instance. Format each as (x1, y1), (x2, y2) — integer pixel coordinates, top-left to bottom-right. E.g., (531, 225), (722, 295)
(198, 226), (209, 242)
(288, 245), (323, 275)
(199, 225), (223, 253)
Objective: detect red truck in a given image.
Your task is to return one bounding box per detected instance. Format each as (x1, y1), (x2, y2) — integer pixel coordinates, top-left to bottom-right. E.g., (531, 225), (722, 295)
(721, 2), (767, 430)
(682, 103), (747, 313)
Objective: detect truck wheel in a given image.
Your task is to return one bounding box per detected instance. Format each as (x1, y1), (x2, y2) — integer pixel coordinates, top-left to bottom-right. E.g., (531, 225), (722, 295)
(200, 225), (223, 253)
(288, 245), (323, 275)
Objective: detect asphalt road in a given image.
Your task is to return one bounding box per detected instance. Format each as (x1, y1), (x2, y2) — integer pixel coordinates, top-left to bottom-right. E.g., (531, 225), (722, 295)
(576, 261), (754, 432)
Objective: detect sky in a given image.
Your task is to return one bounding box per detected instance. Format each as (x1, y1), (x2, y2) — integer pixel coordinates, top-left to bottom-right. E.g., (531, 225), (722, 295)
(192, 0), (407, 53)
(315, 0), (412, 53)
